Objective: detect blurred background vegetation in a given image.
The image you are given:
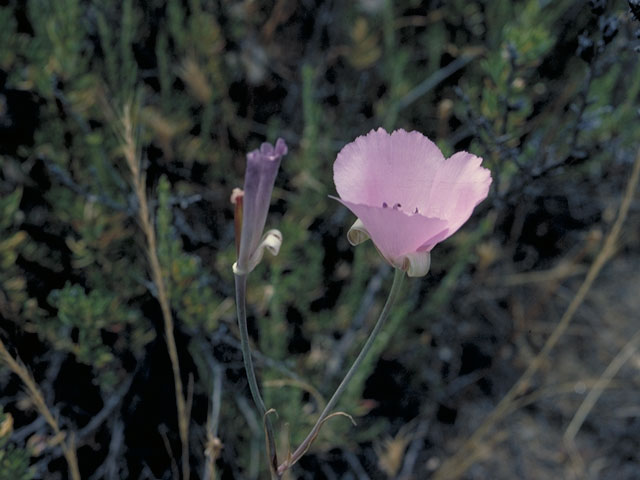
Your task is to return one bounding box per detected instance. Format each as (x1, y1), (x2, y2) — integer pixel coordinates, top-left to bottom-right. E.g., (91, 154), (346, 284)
(1, 0), (639, 479)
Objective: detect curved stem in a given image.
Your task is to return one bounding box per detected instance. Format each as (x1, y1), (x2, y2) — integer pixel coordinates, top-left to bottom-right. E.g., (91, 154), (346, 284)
(234, 273), (279, 478)
(278, 268), (405, 474)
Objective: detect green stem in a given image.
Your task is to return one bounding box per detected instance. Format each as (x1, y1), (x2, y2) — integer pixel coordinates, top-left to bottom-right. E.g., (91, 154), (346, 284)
(278, 268), (405, 474)
(234, 273), (279, 478)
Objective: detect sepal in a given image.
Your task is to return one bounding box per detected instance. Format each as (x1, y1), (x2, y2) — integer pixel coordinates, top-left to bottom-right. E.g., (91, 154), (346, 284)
(233, 229), (283, 275)
(347, 219), (370, 246)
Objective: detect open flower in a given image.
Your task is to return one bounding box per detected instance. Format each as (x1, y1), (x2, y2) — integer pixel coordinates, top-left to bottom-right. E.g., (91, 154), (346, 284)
(332, 128), (491, 277)
(232, 138), (288, 275)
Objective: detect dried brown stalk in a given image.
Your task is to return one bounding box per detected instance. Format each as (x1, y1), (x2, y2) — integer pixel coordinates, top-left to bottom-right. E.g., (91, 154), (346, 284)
(121, 104), (191, 480)
(0, 338), (81, 480)
(563, 329), (640, 444)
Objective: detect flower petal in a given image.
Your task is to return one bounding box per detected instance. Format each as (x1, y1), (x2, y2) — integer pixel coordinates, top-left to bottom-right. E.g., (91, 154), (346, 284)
(333, 197), (449, 263)
(334, 128), (445, 210)
(422, 151), (492, 236)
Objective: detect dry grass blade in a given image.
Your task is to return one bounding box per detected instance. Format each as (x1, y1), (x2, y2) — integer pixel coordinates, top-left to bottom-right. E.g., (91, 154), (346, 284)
(563, 329), (640, 444)
(0, 338), (81, 480)
(159, 424), (180, 480)
(121, 103), (191, 480)
(434, 146), (640, 480)
(203, 361), (223, 480)
(374, 422), (413, 477)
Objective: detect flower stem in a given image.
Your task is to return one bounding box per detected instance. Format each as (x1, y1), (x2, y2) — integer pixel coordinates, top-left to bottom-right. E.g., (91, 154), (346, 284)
(234, 273), (279, 478)
(278, 268), (405, 475)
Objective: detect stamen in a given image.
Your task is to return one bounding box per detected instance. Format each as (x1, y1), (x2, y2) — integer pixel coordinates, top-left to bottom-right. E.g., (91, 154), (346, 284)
(414, 207), (419, 214)
(393, 203), (401, 210)
(382, 202), (388, 208)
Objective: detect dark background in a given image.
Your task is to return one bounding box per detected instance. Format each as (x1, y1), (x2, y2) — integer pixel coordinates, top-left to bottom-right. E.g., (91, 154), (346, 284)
(1, 0), (639, 479)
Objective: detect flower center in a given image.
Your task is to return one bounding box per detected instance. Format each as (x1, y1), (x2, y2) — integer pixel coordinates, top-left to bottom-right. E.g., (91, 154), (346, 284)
(381, 202), (420, 214)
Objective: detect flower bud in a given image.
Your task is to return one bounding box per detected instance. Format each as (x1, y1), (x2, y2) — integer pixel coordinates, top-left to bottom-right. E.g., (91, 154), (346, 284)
(232, 138), (288, 275)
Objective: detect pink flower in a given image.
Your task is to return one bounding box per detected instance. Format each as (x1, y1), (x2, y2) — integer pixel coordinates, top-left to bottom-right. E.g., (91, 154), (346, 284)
(332, 128), (492, 277)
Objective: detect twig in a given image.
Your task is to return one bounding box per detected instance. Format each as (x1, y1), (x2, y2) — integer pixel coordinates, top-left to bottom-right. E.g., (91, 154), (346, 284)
(434, 145), (640, 480)
(88, 418), (125, 480)
(529, 66), (595, 181)
(499, 44), (518, 138)
(105, 420), (125, 480)
(343, 450), (371, 480)
(563, 329), (640, 444)
(46, 162), (130, 212)
(11, 416), (46, 443)
(120, 103), (190, 480)
(505, 378), (624, 415)
(235, 395), (262, 480)
(43, 350), (66, 406)
(396, 54), (479, 112)
(398, 420), (430, 480)
(53, 82), (128, 193)
(77, 370), (134, 439)
(0, 338), (81, 480)
(159, 424), (180, 480)
(489, 229), (601, 287)
(212, 328), (305, 383)
(264, 378), (327, 418)
(203, 360), (223, 480)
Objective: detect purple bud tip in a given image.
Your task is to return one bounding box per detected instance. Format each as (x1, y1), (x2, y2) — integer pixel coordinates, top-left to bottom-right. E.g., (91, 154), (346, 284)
(274, 138), (288, 156)
(259, 142), (273, 156)
(258, 138), (288, 160)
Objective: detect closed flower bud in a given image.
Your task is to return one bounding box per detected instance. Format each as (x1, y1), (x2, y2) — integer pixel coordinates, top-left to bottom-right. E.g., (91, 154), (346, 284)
(232, 138), (288, 275)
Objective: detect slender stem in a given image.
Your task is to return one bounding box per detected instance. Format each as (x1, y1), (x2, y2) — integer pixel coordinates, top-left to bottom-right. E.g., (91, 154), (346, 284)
(278, 268), (405, 474)
(234, 273), (279, 478)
